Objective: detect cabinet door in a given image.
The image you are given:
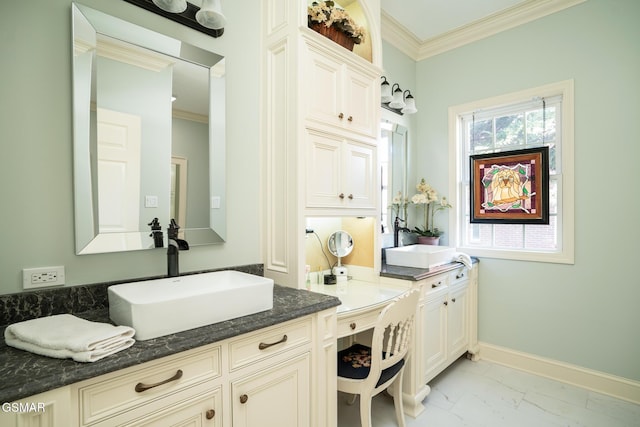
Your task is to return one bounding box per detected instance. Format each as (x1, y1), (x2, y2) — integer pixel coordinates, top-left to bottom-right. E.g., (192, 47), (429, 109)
(342, 67), (377, 137)
(343, 140), (375, 209)
(421, 290), (448, 383)
(306, 51), (342, 128)
(306, 130), (342, 208)
(447, 283), (470, 360)
(126, 388), (222, 426)
(232, 354), (310, 427)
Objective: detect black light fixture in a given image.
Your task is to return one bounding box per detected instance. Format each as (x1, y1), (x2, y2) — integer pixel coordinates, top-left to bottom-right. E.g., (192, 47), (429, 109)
(124, 0), (225, 38)
(380, 76), (418, 115)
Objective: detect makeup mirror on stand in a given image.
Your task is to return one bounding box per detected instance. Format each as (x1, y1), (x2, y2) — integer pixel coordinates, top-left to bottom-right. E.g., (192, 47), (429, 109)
(327, 230), (353, 282)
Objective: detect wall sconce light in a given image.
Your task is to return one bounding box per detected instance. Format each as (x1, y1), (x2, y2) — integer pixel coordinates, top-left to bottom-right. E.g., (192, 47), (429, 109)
(125, 0), (225, 38)
(380, 76), (418, 115)
(196, 0), (226, 29)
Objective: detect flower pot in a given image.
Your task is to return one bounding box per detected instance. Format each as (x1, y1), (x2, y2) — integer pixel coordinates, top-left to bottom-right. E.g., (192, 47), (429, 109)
(309, 21), (356, 51)
(417, 236), (440, 245)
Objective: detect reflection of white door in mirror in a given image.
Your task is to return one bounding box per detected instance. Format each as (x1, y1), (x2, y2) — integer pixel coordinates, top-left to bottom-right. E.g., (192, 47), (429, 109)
(97, 108), (141, 233)
(171, 156), (188, 237)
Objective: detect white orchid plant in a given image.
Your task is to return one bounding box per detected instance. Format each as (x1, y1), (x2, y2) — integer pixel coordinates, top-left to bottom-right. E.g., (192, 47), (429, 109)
(411, 178), (452, 237)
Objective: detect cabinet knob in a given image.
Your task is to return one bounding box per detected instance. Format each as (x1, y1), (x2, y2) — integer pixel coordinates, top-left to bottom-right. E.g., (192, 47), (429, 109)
(443, 301), (448, 306)
(338, 112), (344, 119)
(240, 394), (249, 404)
(348, 194), (353, 200)
(339, 193), (345, 199)
(206, 409), (215, 420)
(456, 273), (465, 279)
(350, 322), (356, 330)
(452, 298), (456, 303)
(347, 115), (353, 122)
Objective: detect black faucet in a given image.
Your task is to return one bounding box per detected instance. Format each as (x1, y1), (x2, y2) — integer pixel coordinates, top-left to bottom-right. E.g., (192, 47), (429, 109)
(148, 217), (164, 248)
(393, 216), (410, 247)
(167, 219), (189, 277)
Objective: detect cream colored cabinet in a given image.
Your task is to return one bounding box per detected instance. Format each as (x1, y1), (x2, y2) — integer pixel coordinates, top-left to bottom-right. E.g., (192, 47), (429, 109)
(420, 286), (449, 382)
(0, 386), (71, 427)
(74, 344), (222, 427)
(231, 355), (310, 427)
(305, 129), (376, 211)
(0, 310), (335, 427)
(305, 46), (378, 138)
(380, 263), (478, 418)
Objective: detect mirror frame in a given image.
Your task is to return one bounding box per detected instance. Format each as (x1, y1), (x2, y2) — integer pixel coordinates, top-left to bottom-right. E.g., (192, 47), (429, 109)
(72, 3), (226, 255)
(381, 108), (409, 234)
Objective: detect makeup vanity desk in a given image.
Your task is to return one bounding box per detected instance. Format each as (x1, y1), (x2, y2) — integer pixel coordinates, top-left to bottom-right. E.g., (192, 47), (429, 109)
(310, 280), (410, 339)
(311, 259), (479, 418)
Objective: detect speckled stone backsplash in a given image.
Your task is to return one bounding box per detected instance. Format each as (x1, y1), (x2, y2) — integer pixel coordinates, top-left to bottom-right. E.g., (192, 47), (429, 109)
(0, 264), (263, 327)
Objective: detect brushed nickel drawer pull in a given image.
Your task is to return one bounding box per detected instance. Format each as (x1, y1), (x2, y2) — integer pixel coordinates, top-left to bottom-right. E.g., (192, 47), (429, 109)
(456, 273), (465, 279)
(240, 394), (249, 404)
(350, 322), (357, 330)
(135, 369), (183, 392)
(258, 334), (288, 350)
(206, 409), (215, 420)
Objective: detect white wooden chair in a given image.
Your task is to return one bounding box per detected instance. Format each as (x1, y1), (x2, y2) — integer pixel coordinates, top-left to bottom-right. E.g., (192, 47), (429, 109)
(337, 289), (420, 427)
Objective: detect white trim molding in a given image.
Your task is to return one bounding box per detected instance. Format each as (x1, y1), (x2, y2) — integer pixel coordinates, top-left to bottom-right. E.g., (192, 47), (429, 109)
(382, 0), (587, 61)
(479, 342), (640, 405)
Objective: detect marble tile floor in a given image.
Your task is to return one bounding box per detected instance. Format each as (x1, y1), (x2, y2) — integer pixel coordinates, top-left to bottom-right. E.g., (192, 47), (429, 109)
(337, 356), (640, 427)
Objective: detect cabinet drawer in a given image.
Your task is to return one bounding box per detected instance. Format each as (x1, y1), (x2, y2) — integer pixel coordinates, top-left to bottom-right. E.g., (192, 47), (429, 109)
(449, 267), (469, 285)
(229, 318), (312, 371)
(78, 345), (221, 426)
(337, 309), (378, 337)
(421, 274), (449, 299)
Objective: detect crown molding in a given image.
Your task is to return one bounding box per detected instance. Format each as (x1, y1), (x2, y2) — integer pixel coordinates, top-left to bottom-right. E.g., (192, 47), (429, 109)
(382, 0), (587, 62)
(97, 35), (176, 72)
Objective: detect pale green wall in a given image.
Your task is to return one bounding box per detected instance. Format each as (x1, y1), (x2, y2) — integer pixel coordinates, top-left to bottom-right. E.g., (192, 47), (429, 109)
(0, 0), (262, 293)
(410, 0), (640, 381)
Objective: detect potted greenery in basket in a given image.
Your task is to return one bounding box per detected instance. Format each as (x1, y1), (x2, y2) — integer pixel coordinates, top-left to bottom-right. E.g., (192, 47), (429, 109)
(411, 178), (452, 245)
(307, 1), (366, 51)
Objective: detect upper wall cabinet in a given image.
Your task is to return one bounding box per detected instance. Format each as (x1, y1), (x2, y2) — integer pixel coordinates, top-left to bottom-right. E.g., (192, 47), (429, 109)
(304, 42), (378, 138)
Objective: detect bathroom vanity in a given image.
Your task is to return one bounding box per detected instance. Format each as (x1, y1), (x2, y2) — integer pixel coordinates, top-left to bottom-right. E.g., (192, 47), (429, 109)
(380, 260), (480, 417)
(0, 284), (340, 427)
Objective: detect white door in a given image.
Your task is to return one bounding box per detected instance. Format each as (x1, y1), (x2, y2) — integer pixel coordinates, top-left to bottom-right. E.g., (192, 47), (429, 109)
(97, 108), (142, 232)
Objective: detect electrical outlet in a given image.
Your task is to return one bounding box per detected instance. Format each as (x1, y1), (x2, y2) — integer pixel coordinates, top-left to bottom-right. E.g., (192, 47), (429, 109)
(23, 266), (65, 290)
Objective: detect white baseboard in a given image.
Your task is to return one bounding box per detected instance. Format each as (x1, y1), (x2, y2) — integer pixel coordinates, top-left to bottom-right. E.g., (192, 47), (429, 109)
(479, 342), (640, 405)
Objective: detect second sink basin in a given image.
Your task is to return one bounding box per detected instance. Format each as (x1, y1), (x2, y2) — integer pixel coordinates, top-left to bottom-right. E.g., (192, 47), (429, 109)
(108, 270), (274, 340)
(386, 245), (456, 269)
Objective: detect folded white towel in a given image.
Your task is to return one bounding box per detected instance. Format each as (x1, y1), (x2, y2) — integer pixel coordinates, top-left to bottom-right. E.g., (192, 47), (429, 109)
(4, 314), (135, 363)
(453, 252), (473, 269)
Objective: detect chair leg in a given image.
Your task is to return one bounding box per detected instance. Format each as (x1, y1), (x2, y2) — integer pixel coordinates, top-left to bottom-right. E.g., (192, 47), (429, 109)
(391, 371), (406, 427)
(359, 392), (373, 427)
(346, 393), (357, 406)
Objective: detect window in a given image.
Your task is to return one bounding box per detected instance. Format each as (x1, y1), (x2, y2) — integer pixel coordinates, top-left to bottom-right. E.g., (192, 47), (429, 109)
(449, 80), (574, 263)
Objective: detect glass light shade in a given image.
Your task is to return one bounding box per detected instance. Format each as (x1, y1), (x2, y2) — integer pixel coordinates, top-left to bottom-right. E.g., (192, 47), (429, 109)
(401, 95), (417, 114)
(381, 80), (392, 103)
(152, 0), (187, 13)
(196, 0), (226, 30)
(388, 87), (405, 109)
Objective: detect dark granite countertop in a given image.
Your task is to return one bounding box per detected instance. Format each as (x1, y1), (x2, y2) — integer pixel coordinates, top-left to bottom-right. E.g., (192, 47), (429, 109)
(0, 285), (340, 403)
(380, 258), (479, 281)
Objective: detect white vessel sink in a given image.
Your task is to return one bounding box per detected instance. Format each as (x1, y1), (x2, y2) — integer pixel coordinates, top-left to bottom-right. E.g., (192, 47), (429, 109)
(385, 245), (456, 269)
(108, 271), (274, 340)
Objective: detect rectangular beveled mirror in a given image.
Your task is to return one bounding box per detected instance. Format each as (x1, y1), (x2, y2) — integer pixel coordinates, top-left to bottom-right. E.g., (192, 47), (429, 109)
(72, 3), (226, 254)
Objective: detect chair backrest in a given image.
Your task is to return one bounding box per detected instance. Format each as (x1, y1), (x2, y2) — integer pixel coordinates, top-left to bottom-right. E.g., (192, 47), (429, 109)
(368, 289), (420, 386)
